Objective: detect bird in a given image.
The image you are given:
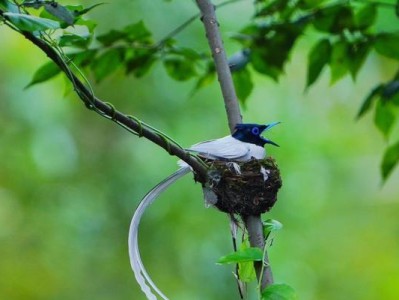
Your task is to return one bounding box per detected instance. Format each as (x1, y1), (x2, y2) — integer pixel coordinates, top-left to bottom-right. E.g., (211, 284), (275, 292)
(128, 122), (279, 300)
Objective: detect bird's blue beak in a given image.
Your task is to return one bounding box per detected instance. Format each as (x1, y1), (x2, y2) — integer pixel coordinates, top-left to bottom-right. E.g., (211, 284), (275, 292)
(261, 121), (280, 147)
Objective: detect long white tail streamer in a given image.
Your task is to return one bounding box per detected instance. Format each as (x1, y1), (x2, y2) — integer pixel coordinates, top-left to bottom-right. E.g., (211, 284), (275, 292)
(128, 167), (191, 300)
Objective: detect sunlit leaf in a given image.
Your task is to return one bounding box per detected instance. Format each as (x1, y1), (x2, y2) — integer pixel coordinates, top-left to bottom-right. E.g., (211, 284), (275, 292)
(217, 247), (263, 264)
(233, 68), (253, 105)
(374, 101), (396, 138)
(374, 33), (399, 60)
(306, 38), (331, 88)
(4, 12), (60, 32)
(238, 260), (256, 282)
(261, 283), (297, 300)
(25, 61), (61, 88)
(237, 240), (256, 282)
(381, 141), (399, 181)
(357, 84), (383, 118)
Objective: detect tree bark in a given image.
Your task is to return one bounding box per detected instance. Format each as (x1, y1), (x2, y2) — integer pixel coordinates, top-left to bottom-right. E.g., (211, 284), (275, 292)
(195, 0), (273, 292)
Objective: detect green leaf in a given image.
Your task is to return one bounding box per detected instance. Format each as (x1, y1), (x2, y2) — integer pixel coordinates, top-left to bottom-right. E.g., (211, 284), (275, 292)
(251, 47), (281, 80)
(217, 247), (263, 264)
(347, 41), (371, 80)
(262, 283), (297, 300)
(381, 141), (399, 180)
(20, 0), (44, 9)
(374, 33), (399, 60)
(125, 49), (157, 78)
(59, 33), (91, 48)
(168, 47), (203, 61)
(374, 101), (396, 138)
(73, 3), (105, 17)
(357, 84), (383, 118)
(97, 29), (125, 46)
(44, 2), (75, 25)
(70, 49), (97, 67)
(238, 260), (256, 282)
(163, 57), (196, 81)
(92, 49), (124, 82)
(249, 23), (303, 80)
(382, 80), (399, 104)
(25, 61), (61, 88)
(355, 4), (376, 29)
(192, 64), (215, 93)
(298, 0), (327, 10)
(254, 0), (290, 18)
(233, 68), (253, 105)
(4, 12), (60, 32)
(74, 18), (97, 33)
(306, 39), (331, 88)
(237, 240), (256, 282)
(313, 6), (354, 34)
(0, 0), (19, 12)
(329, 40), (349, 84)
(263, 219), (283, 236)
(123, 20), (152, 44)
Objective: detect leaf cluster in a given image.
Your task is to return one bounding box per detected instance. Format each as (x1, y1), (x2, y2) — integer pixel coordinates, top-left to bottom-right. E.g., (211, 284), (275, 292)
(2, 0), (399, 180)
(218, 219), (294, 299)
(227, 0), (399, 181)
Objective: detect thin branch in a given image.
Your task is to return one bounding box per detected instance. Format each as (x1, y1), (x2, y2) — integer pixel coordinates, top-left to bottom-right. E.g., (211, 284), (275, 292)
(244, 215), (273, 289)
(195, 0), (273, 292)
(157, 0), (245, 48)
(195, 0), (242, 132)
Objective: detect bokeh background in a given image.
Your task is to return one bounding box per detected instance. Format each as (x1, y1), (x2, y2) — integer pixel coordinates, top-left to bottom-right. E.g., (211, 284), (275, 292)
(1, 1), (399, 299)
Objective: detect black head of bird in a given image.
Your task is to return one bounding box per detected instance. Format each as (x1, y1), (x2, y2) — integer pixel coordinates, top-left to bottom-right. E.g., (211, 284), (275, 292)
(232, 122), (280, 147)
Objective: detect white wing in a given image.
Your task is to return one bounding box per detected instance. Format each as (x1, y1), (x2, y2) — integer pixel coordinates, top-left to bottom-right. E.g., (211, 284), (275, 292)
(188, 136), (255, 160)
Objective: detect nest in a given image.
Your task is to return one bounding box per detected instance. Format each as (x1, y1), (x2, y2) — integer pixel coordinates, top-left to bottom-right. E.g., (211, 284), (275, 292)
(202, 157), (282, 216)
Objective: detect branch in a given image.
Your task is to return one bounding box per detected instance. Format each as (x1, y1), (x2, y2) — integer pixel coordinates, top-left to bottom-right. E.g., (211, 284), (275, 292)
(0, 10), (207, 181)
(195, 0), (273, 291)
(195, 0), (242, 132)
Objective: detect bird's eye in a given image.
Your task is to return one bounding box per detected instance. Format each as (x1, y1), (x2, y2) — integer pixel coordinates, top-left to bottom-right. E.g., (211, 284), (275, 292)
(251, 127), (260, 135)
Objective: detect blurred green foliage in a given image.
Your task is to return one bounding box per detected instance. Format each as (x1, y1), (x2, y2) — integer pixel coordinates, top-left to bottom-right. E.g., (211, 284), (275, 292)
(1, 0), (399, 300)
